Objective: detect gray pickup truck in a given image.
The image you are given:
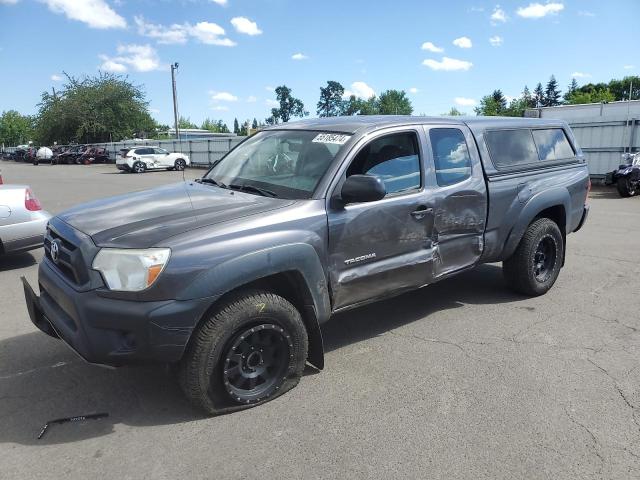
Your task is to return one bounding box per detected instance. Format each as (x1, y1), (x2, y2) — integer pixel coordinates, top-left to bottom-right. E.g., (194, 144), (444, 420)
(23, 116), (590, 414)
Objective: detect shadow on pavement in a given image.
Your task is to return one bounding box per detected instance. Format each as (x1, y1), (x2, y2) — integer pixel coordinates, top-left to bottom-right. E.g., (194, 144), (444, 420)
(0, 252), (37, 272)
(589, 186), (625, 200)
(0, 264), (519, 445)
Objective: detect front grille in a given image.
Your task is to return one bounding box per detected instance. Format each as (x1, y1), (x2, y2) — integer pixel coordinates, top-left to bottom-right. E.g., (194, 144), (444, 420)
(44, 226), (89, 285)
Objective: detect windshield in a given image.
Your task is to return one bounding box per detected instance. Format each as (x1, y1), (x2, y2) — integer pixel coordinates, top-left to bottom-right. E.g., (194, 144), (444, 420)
(204, 130), (349, 199)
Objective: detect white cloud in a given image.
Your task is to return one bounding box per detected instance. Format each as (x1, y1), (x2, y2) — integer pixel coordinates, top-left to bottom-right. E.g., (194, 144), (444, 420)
(134, 16), (188, 44)
(210, 0), (227, 5)
(0, 0), (20, 4)
(491, 5), (507, 23)
(230, 17), (262, 36)
(265, 99), (279, 107)
(51, 74), (63, 81)
(408, 87), (419, 94)
(246, 95), (257, 103)
(421, 41), (443, 53)
(455, 97), (477, 106)
(578, 10), (595, 17)
(291, 53), (308, 60)
(190, 21), (236, 46)
(343, 81), (375, 100)
(468, 6), (484, 12)
(212, 106), (229, 111)
(516, 2), (564, 19)
(504, 95), (517, 103)
(423, 57), (473, 71)
(452, 36), (472, 48)
(265, 86), (275, 91)
(134, 17), (235, 46)
(489, 35), (503, 46)
(571, 72), (591, 78)
(99, 44), (162, 73)
(210, 91), (238, 101)
(623, 65), (635, 70)
(42, 0), (126, 29)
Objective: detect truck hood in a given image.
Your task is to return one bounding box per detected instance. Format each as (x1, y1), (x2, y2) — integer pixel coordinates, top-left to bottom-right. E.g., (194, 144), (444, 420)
(58, 182), (293, 248)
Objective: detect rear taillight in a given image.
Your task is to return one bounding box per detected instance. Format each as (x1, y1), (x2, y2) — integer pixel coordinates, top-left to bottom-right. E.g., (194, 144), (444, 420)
(25, 188), (42, 211)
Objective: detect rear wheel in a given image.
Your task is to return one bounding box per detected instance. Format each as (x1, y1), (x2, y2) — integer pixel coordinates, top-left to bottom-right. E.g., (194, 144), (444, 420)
(174, 159), (186, 171)
(616, 177), (636, 197)
(179, 291), (308, 415)
(503, 218), (564, 296)
(132, 161), (146, 174)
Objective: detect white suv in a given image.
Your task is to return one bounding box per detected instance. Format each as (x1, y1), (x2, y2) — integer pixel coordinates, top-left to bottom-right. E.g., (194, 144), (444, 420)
(116, 147), (190, 173)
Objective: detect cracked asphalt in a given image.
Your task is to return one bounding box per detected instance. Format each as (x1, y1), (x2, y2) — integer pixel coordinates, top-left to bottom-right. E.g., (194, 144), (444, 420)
(1, 162), (638, 479)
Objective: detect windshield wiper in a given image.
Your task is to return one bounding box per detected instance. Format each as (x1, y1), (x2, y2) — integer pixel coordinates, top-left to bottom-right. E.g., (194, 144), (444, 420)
(199, 177), (227, 189)
(228, 183), (278, 197)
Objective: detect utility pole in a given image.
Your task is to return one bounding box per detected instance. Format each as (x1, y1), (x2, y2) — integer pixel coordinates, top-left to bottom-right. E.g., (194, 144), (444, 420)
(171, 62), (180, 140)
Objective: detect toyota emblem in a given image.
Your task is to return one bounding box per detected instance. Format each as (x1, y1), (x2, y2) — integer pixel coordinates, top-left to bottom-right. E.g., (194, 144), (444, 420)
(50, 239), (61, 264)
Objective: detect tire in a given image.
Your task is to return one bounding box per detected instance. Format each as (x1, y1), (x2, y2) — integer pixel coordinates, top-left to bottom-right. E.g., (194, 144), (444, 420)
(179, 291), (308, 415)
(174, 158), (186, 171)
(132, 161), (146, 174)
(503, 218), (564, 297)
(616, 177), (636, 197)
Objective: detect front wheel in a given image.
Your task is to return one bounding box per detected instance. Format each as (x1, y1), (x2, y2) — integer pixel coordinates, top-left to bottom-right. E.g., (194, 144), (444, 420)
(616, 177), (636, 197)
(179, 291), (308, 415)
(503, 218), (564, 296)
(174, 158), (186, 171)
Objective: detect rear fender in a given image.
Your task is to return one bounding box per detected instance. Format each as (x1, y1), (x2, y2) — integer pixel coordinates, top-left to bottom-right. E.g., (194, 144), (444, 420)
(502, 188), (570, 260)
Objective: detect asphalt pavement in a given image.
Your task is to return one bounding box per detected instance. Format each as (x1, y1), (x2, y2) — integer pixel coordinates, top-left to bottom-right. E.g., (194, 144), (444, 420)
(1, 161), (639, 479)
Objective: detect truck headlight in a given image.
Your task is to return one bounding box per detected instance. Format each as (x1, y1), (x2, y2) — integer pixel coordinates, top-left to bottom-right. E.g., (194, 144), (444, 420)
(92, 248), (171, 291)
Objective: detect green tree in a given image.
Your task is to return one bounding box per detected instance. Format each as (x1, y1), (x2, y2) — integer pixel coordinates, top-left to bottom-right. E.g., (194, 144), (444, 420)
(35, 72), (156, 144)
(0, 110), (35, 146)
(443, 107), (464, 116)
(605, 75), (640, 100)
(178, 116), (198, 129)
(201, 118), (230, 133)
(522, 85), (536, 108)
(533, 83), (544, 108)
(317, 81), (346, 117)
(268, 85), (307, 123)
(566, 88), (615, 105)
(564, 78), (579, 102)
(252, 118), (258, 129)
(474, 90), (507, 116)
(543, 75), (561, 106)
(377, 89), (413, 115)
(233, 118), (240, 134)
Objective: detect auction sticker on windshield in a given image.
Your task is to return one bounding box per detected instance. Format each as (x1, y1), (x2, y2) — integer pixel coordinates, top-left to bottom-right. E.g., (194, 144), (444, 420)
(312, 133), (351, 145)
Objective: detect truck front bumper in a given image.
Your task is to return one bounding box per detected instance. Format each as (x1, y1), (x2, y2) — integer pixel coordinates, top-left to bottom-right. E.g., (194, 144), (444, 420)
(22, 261), (213, 366)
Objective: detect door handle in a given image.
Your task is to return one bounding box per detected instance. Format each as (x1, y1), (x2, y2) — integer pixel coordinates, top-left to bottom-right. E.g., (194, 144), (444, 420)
(410, 206), (433, 220)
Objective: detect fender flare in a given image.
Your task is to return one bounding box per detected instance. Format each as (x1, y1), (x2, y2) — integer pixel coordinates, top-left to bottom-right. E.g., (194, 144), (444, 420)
(178, 243), (330, 369)
(502, 187), (571, 260)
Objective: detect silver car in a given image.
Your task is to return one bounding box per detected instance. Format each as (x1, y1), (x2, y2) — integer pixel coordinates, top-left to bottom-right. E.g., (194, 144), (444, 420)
(0, 179), (51, 254)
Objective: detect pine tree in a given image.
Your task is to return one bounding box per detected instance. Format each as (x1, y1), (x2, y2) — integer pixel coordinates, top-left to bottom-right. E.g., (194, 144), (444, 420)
(533, 83), (544, 108)
(564, 78), (578, 102)
(233, 118), (240, 134)
(544, 75), (562, 107)
(252, 118), (258, 129)
(522, 85), (535, 108)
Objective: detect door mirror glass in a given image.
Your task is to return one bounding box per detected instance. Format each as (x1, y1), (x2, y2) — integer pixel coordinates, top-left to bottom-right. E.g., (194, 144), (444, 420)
(341, 174), (386, 204)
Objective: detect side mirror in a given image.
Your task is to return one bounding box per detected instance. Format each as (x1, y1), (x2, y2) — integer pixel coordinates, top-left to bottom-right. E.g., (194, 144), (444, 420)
(341, 174), (386, 204)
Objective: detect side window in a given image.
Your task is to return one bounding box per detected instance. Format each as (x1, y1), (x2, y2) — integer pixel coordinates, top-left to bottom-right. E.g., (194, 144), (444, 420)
(485, 129), (538, 168)
(532, 128), (574, 161)
(347, 132), (421, 194)
(429, 128), (472, 186)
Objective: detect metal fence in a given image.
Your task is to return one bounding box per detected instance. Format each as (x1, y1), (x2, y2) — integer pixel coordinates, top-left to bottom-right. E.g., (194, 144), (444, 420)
(528, 100), (640, 178)
(3, 137), (248, 168)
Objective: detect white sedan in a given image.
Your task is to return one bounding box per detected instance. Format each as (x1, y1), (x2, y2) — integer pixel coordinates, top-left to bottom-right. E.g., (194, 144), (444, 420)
(116, 146), (190, 173)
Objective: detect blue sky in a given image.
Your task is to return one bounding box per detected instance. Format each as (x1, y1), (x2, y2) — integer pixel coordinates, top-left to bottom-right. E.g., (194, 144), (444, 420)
(0, 0), (638, 128)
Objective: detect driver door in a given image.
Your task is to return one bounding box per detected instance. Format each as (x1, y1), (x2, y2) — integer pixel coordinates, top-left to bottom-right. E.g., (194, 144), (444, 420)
(327, 128), (438, 310)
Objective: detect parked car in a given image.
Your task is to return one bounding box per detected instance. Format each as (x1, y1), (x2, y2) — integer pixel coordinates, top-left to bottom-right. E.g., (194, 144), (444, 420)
(0, 177), (51, 254)
(116, 146), (190, 173)
(605, 152), (640, 197)
(54, 145), (85, 165)
(23, 116), (589, 415)
(79, 146), (110, 165)
(33, 147), (54, 165)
